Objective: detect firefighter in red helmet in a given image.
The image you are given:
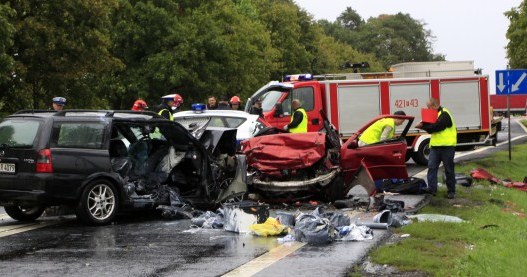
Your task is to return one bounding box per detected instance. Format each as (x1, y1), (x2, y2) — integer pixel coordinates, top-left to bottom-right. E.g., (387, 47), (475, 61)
(173, 94), (183, 112)
(131, 99), (148, 111)
(229, 96), (241, 110)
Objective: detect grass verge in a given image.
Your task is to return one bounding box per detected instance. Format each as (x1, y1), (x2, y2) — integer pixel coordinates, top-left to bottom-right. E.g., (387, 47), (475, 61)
(368, 143), (527, 276)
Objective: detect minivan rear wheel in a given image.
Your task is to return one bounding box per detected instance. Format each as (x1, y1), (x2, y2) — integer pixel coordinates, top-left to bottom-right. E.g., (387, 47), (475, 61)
(76, 180), (119, 225)
(4, 205), (45, 222)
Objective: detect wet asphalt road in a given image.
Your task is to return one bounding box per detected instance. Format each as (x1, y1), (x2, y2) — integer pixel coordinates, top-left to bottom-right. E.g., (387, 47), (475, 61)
(0, 118), (525, 277)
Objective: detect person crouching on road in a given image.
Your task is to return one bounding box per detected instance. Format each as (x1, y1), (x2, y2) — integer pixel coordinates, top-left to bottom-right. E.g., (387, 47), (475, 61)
(415, 98), (457, 199)
(358, 110), (406, 146)
(284, 99), (308, 133)
(52, 97), (67, 111)
(131, 99), (148, 111)
(156, 95), (176, 120)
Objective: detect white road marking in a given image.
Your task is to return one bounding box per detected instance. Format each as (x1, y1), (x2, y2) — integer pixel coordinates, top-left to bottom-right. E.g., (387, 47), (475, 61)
(0, 213), (72, 237)
(0, 221), (64, 238)
(0, 213), (11, 220)
(222, 242), (306, 277)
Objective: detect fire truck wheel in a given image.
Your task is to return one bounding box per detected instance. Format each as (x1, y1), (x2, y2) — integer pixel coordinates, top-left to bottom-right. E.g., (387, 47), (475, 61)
(412, 139), (430, 166)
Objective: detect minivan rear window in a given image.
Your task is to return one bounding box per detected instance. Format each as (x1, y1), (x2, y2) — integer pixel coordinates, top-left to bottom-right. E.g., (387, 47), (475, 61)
(0, 119), (41, 148)
(52, 123), (105, 149)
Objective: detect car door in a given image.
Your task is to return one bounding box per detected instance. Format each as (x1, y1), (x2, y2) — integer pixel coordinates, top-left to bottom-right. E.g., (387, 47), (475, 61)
(340, 115), (414, 184)
(50, 119), (110, 199)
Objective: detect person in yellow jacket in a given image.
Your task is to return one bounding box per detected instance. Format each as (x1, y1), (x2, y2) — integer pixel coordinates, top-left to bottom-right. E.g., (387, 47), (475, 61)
(358, 110), (406, 146)
(416, 98), (457, 199)
(284, 99), (308, 133)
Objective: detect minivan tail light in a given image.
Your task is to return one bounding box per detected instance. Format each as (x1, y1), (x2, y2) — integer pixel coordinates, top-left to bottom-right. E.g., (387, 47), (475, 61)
(36, 149), (53, 173)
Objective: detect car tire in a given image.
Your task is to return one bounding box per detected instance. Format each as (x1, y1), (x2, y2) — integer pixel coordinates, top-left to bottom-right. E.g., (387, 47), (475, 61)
(4, 205), (45, 222)
(412, 139), (430, 166)
(325, 174), (345, 202)
(76, 180), (119, 225)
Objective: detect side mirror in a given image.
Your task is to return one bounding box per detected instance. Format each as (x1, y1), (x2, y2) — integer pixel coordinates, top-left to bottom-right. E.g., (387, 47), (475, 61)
(274, 103), (283, 117)
(347, 139), (359, 149)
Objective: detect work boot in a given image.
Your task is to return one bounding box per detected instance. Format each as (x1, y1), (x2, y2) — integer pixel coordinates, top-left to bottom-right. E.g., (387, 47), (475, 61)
(447, 192), (455, 199)
(423, 188), (436, 196)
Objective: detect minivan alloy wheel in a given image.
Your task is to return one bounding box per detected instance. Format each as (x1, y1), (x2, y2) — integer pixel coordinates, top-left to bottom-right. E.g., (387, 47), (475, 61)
(87, 183), (116, 220)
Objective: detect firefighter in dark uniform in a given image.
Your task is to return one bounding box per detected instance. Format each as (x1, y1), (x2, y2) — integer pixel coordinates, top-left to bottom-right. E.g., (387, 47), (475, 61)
(416, 98), (457, 199)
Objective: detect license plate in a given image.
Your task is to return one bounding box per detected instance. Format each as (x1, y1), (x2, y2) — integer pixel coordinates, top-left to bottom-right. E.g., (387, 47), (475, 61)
(0, 163), (15, 173)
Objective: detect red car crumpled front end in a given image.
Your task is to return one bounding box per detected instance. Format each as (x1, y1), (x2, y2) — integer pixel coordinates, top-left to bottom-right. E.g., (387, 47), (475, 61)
(241, 131), (341, 197)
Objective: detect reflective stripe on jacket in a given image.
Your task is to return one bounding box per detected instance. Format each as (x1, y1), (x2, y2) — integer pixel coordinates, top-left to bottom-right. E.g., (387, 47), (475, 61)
(359, 118), (395, 145)
(158, 109), (173, 121)
(289, 108), (308, 133)
(430, 108), (457, 147)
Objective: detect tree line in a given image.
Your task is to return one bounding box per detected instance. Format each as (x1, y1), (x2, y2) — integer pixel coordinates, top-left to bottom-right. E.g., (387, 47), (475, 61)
(0, 0), (444, 113)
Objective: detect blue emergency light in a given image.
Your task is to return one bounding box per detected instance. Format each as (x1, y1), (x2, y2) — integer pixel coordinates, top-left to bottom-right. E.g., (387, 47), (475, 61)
(284, 74), (313, 82)
(191, 103), (206, 113)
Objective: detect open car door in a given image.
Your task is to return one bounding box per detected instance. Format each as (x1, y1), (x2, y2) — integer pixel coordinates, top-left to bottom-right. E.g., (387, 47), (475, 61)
(340, 114), (414, 184)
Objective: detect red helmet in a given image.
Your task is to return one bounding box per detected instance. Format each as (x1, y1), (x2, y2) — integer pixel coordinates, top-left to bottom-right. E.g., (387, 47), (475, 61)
(132, 99), (148, 111)
(174, 94), (183, 107)
(229, 96), (241, 104)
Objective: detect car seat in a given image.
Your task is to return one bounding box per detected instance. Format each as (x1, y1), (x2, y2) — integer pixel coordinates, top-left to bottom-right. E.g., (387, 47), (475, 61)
(109, 139), (131, 176)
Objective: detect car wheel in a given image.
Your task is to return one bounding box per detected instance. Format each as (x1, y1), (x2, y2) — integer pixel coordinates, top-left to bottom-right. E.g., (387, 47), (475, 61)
(4, 205), (45, 222)
(76, 180), (119, 225)
(325, 174), (345, 202)
(412, 139), (430, 166)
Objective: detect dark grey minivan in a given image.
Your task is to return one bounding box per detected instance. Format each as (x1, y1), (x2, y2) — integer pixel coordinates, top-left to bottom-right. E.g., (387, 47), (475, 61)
(0, 110), (245, 225)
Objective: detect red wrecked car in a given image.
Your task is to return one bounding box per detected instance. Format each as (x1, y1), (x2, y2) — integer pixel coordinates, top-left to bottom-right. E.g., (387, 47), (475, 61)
(241, 114), (414, 201)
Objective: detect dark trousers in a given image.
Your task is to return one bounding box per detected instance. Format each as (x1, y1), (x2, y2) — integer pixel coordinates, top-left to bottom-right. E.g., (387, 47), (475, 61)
(427, 146), (456, 194)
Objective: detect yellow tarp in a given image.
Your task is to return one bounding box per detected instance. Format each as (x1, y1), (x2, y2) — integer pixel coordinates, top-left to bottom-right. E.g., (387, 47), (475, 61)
(249, 217), (289, 237)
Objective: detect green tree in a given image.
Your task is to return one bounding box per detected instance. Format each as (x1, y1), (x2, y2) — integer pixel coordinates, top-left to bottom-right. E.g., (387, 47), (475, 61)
(0, 4), (15, 88)
(105, 0), (185, 109)
(254, 0), (380, 77)
(506, 1), (527, 68)
(336, 7), (363, 31)
(320, 10), (444, 69)
(106, 0), (276, 108)
(0, 0), (121, 112)
(353, 13), (444, 68)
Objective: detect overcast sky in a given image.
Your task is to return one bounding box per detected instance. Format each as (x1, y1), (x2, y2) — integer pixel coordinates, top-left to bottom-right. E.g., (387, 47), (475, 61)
(294, 0), (523, 94)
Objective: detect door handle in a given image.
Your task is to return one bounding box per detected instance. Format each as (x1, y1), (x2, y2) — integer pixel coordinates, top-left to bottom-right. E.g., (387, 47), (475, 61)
(312, 118), (319, 125)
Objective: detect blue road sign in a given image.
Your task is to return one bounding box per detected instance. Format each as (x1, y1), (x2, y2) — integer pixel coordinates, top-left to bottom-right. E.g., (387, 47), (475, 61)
(496, 69), (527, 95)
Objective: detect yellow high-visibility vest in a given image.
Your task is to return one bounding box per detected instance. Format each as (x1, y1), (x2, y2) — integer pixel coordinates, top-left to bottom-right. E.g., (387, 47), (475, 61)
(430, 108), (457, 146)
(359, 118), (395, 144)
(158, 109), (173, 121)
(289, 108), (308, 133)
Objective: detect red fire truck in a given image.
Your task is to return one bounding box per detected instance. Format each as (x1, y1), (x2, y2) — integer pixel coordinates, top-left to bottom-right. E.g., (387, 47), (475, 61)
(245, 73), (500, 165)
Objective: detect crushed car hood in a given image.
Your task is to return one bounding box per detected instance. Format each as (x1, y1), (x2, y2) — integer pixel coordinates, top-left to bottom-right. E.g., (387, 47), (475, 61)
(241, 132), (327, 176)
